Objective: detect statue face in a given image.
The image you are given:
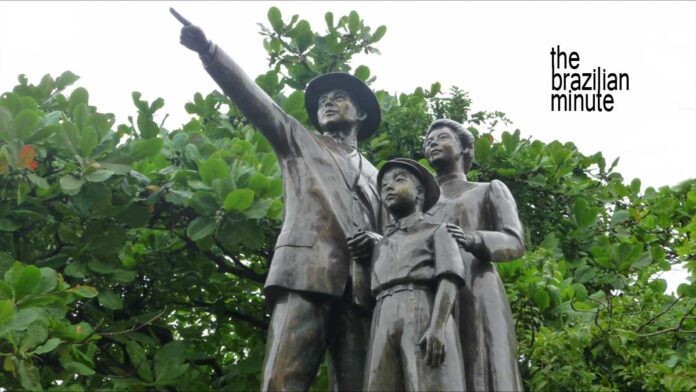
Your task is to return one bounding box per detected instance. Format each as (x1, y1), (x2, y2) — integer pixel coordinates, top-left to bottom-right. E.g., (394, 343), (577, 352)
(424, 126), (462, 168)
(380, 167), (422, 217)
(317, 89), (365, 132)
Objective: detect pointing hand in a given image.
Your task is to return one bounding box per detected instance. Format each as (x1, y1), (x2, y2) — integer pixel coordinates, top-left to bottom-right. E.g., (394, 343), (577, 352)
(170, 8), (211, 54)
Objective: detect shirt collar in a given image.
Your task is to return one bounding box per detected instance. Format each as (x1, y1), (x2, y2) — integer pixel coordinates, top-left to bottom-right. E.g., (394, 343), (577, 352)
(384, 212), (424, 235)
(437, 172), (467, 186)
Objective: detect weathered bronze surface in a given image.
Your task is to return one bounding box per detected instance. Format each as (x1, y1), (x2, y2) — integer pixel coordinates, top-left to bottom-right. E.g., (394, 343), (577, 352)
(172, 9), (383, 391)
(364, 159), (465, 391)
(424, 119), (525, 391)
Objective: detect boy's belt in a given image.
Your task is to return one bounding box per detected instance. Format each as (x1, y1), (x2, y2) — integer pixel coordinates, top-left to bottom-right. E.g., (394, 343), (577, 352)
(375, 282), (432, 302)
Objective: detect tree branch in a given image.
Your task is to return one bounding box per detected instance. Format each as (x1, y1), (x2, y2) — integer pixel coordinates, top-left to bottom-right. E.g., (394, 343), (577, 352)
(638, 303), (696, 338)
(100, 307), (169, 336)
(637, 295), (683, 332)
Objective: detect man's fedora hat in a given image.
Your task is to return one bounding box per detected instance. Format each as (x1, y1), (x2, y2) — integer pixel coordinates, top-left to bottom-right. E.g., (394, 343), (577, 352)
(377, 158), (440, 213)
(305, 72), (381, 141)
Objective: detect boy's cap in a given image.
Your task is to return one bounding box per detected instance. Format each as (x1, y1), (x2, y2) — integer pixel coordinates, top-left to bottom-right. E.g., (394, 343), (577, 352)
(377, 158), (440, 212)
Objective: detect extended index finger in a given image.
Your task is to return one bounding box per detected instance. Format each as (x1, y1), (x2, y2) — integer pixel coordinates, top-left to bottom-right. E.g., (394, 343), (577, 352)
(170, 7), (192, 26)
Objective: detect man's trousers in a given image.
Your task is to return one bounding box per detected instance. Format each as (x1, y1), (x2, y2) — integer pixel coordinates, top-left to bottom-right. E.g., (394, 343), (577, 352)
(261, 290), (371, 391)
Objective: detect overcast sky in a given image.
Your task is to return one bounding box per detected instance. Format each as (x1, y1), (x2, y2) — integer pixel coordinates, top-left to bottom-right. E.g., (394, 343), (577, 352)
(1, 1), (694, 288)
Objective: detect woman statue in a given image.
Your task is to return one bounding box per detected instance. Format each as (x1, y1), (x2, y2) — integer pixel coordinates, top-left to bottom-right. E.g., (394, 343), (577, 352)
(423, 119), (525, 391)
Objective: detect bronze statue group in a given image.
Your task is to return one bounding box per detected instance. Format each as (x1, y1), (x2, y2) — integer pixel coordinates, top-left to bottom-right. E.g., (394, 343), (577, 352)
(173, 8), (525, 391)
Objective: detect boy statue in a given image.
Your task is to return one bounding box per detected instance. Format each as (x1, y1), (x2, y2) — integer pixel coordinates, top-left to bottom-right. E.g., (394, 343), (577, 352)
(363, 158), (466, 391)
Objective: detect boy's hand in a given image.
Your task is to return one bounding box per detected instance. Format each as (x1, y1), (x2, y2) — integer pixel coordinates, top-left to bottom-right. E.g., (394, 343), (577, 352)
(419, 326), (446, 367)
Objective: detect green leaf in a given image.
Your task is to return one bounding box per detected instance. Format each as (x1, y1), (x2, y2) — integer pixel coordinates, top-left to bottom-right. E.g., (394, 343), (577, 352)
(127, 340), (147, 366)
(354, 65), (370, 82)
(13, 264), (42, 300)
(0, 299), (15, 324)
(67, 285), (98, 298)
(571, 283), (588, 300)
(268, 200), (284, 220)
(0, 217), (21, 232)
(20, 322), (48, 352)
(80, 126), (98, 156)
(62, 360), (95, 376)
(534, 289), (550, 311)
(191, 192), (219, 215)
(115, 204), (151, 227)
(268, 7), (283, 33)
(611, 210), (630, 226)
(17, 359), (42, 391)
(35, 267), (58, 296)
(88, 258), (116, 274)
(25, 123), (60, 143)
(85, 226), (127, 254)
(26, 172), (49, 189)
(127, 340), (153, 381)
(199, 158), (229, 185)
(85, 169), (114, 182)
(186, 216), (216, 241)
(224, 189), (255, 212)
(268, 177), (283, 198)
(59, 175), (84, 195)
(371, 25), (387, 43)
(249, 173), (270, 194)
(348, 10), (360, 33)
(14, 109), (41, 139)
(55, 71), (80, 90)
(112, 269), (137, 283)
(573, 197), (597, 228)
(98, 290), (123, 310)
(7, 308), (42, 331)
(0, 107), (14, 140)
(283, 90), (306, 121)
(293, 20), (313, 53)
(137, 114), (159, 139)
(474, 136), (491, 163)
(65, 321), (93, 342)
(155, 341), (189, 384)
(244, 199), (272, 219)
(0, 281), (11, 300)
(68, 87), (89, 112)
(630, 253), (652, 270)
(429, 82), (442, 96)
(324, 12), (334, 30)
(131, 138), (164, 160)
(150, 97), (164, 112)
(31, 337), (63, 355)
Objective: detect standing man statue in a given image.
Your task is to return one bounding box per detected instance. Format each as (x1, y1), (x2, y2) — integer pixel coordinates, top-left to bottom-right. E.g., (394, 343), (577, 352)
(171, 9), (383, 392)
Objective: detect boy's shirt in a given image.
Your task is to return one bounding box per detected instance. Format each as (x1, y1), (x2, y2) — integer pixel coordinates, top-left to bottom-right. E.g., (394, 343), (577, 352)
(371, 212), (466, 295)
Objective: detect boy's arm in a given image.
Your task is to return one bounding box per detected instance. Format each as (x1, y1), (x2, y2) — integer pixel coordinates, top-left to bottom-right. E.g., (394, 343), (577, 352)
(419, 277), (459, 367)
(419, 224), (467, 367)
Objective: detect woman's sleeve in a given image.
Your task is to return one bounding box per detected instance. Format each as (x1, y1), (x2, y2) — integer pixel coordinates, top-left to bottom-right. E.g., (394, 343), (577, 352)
(471, 180), (525, 262)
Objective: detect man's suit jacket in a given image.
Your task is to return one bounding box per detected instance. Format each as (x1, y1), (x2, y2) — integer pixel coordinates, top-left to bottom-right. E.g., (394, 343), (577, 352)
(202, 44), (382, 306)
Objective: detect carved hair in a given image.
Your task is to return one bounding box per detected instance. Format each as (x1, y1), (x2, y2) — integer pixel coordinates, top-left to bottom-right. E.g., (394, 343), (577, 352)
(425, 119), (475, 173)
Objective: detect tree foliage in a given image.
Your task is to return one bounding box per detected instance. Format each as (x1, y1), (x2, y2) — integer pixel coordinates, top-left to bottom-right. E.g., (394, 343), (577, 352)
(1, 7), (695, 391)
